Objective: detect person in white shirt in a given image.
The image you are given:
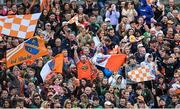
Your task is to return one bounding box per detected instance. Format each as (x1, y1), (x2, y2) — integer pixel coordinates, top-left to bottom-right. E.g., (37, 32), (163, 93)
(141, 53), (158, 78)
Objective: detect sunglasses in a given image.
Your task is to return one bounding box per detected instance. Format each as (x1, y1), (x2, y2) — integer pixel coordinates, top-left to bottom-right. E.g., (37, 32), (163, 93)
(34, 97), (40, 100)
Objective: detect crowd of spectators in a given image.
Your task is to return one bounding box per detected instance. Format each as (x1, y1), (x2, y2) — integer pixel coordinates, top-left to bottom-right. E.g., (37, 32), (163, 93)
(0, 0), (179, 108)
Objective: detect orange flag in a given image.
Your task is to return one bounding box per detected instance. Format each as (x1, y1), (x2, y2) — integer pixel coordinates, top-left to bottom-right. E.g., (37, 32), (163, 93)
(176, 89), (180, 94)
(92, 53), (127, 72)
(6, 37), (48, 68)
(40, 53), (64, 82)
(40, 0), (50, 12)
(53, 53), (64, 73)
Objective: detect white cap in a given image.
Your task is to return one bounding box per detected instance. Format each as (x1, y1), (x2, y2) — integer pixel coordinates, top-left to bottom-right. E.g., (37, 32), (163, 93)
(104, 101), (112, 106)
(137, 44), (144, 48)
(105, 18), (111, 22)
(62, 21), (68, 27)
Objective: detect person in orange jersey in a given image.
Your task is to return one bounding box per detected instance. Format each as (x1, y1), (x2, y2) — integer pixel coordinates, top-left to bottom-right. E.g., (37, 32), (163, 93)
(74, 45), (97, 81)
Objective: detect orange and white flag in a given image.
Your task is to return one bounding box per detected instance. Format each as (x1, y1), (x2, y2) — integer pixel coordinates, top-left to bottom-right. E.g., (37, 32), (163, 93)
(68, 15), (78, 24)
(67, 15), (84, 27)
(92, 53), (127, 72)
(6, 37), (48, 68)
(128, 67), (155, 82)
(0, 13), (41, 39)
(40, 53), (64, 82)
(53, 53), (64, 73)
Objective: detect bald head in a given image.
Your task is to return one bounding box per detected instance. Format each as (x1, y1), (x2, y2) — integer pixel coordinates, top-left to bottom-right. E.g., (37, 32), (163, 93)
(55, 38), (61, 47)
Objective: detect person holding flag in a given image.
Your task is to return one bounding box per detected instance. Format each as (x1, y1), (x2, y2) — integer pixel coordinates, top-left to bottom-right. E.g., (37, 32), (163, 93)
(140, 53), (158, 89)
(74, 45), (97, 81)
(92, 45), (127, 77)
(140, 53), (158, 77)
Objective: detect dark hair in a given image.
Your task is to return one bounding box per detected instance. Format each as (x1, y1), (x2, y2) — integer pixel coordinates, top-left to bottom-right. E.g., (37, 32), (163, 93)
(121, 15), (128, 19)
(135, 30), (141, 36)
(44, 22), (51, 28)
(124, 2), (129, 10)
(3, 99), (11, 108)
(107, 4), (113, 15)
(63, 2), (71, 11)
(108, 28), (114, 32)
(130, 21), (136, 24)
(6, 0), (12, 4)
(52, 0), (62, 7)
(119, 89), (125, 98)
(90, 15), (96, 18)
(80, 78), (91, 87)
(62, 49), (68, 52)
(86, 103), (94, 108)
(127, 29), (135, 37)
(28, 67), (35, 72)
(16, 98), (24, 103)
(93, 96), (99, 101)
(128, 55), (136, 62)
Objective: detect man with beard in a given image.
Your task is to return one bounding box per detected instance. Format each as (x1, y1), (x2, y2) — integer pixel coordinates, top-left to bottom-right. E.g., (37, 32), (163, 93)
(134, 44), (146, 64)
(125, 55), (140, 86)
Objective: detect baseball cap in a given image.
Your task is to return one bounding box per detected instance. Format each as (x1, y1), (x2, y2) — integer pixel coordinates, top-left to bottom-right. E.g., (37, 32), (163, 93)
(104, 101), (112, 106)
(62, 21), (68, 27)
(167, 20), (174, 24)
(105, 18), (111, 22)
(129, 35), (136, 43)
(137, 44), (144, 48)
(143, 32), (151, 38)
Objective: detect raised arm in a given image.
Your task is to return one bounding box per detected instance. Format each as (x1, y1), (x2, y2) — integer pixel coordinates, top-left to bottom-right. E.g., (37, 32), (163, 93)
(29, 0), (36, 12)
(74, 45), (80, 63)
